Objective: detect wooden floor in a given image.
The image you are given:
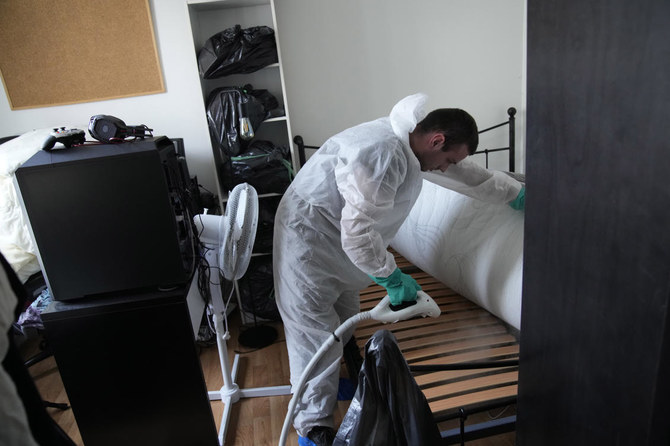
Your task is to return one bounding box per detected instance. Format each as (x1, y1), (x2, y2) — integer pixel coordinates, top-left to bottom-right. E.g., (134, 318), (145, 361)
(24, 258), (517, 445)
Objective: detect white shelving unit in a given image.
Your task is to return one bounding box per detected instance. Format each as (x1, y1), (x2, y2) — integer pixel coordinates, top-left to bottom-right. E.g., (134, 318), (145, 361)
(187, 0), (296, 206)
(185, 2), (293, 444)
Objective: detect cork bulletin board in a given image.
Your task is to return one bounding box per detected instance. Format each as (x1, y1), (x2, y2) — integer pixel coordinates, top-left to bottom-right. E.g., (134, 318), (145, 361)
(0, 0), (165, 110)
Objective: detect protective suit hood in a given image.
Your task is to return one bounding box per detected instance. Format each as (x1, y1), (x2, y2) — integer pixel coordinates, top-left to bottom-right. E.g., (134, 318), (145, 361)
(389, 93), (428, 145)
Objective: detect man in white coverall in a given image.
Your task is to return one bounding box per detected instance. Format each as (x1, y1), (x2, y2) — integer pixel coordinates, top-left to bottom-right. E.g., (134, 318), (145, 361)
(273, 93), (524, 446)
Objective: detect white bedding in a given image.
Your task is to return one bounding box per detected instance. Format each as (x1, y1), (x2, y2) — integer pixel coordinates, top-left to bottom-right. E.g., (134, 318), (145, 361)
(391, 179), (524, 330)
(0, 126), (85, 282)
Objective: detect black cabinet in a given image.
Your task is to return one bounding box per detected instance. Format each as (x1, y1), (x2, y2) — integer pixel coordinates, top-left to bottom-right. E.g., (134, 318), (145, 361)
(15, 137), (193, 302)
(41, 286), (218, 446)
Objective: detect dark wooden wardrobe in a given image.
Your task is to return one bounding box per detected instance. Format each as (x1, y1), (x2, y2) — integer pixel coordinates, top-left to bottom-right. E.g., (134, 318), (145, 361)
(517, 1), (670, 445)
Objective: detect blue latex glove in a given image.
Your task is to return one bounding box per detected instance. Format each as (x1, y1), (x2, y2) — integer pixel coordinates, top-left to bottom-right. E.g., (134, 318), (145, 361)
(368, 267), (421, 305)
(509, 186), (525, 210)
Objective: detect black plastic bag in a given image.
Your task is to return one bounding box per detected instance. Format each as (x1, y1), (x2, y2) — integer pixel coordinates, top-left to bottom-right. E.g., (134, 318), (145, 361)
(230, 140), (293, 194)
(247, 86), (280, 117)
(206, 86), (269, 157)
(334, 330), (442, 446)
(198, 25), (278, 79)
(237, 255), (280, 321)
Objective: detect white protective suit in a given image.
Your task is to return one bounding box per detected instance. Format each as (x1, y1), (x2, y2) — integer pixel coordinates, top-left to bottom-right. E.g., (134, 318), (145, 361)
(273, 93), (522, 436)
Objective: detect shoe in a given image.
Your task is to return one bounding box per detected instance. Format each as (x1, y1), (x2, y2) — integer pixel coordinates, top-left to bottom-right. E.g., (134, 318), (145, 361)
(298, 426), (336, 446)
(298, 436), (316, 446)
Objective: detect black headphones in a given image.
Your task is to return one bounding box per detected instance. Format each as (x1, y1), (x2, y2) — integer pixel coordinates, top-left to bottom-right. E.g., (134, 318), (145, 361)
(88, 115), (153, 143)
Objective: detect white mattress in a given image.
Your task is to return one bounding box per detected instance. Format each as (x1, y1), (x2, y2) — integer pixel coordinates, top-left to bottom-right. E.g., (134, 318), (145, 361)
(391, 179), (524, 330)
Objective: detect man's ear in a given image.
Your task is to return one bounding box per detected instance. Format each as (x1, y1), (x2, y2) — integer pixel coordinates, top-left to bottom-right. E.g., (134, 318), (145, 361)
(430, 132), (445, 149)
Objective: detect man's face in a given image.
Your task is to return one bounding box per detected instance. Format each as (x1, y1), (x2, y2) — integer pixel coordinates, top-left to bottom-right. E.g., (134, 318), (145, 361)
(419, 141), (470, 172)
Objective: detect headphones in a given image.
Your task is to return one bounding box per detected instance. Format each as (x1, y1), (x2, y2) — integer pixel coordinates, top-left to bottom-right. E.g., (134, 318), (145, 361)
(88, 115), (153, 143)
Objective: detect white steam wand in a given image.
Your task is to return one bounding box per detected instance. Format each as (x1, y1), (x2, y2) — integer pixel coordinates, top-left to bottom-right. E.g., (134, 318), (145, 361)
(278, 290), (441, 446)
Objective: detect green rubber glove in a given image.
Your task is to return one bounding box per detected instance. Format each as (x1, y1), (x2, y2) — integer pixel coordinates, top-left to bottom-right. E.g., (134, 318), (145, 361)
(368, 267), (421, 305)
(509, 186), (525, 210)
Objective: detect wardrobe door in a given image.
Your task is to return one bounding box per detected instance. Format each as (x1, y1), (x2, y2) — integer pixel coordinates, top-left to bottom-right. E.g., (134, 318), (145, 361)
(518, 1), (670, 445)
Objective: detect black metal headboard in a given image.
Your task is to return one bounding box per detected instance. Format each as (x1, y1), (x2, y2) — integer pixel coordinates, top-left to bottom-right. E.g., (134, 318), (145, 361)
(293, 106), (517, 172)
(292, 135), (316, 168)
(474, 107), (516, 172)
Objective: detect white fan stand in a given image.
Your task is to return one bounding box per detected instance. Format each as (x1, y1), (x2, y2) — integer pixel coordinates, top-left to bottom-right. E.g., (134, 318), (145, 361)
(194, 185), (291, 446)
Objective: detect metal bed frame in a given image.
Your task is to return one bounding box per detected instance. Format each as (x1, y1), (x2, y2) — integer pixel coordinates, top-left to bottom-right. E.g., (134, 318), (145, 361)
(474, 107), (516, 172)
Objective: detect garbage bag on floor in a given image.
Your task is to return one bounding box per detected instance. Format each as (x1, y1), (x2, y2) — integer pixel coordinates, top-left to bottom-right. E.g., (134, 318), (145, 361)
(334, 329), (442, 446)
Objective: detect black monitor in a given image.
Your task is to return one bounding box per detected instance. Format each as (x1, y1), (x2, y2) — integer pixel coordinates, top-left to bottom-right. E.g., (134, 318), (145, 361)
(15, 137), (196, 301)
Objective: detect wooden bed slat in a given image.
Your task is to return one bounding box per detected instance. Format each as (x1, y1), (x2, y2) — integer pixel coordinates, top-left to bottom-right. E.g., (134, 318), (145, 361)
(396, 314), (501, 335)
(429, 385), (518, 417)
(398, 325), (511, 352)
(414, 366), (518, 388)
(401, 333), (518, 362)
(409, 345), (519, 367)
(423, 371), (519, 400)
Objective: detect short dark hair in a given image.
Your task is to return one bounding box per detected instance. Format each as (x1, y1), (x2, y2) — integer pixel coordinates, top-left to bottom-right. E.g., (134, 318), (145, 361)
(416, 108), (479, 154)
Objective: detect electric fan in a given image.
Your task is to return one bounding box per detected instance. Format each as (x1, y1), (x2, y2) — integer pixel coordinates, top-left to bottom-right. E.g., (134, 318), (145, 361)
(194, 183), (291, 445)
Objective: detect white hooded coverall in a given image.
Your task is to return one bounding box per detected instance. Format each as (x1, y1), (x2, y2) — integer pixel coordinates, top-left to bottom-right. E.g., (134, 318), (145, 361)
(272, 93), (522, 436)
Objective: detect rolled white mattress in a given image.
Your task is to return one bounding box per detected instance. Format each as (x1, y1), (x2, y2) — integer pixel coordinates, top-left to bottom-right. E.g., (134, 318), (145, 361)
(391, 179), (524, 330)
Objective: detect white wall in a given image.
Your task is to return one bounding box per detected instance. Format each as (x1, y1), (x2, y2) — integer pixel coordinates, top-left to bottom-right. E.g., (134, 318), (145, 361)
(0, 0), (526, 195)
(274, 0), (526, 172)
